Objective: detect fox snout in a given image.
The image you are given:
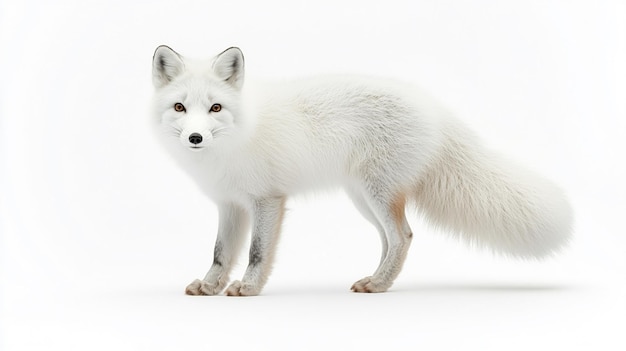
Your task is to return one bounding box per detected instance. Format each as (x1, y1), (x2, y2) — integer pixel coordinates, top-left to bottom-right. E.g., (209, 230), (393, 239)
(181, 130), (212, 151)
(189, 133), (203, 145)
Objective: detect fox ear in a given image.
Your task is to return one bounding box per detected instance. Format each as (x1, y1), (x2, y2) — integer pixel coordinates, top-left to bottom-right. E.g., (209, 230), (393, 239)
(152, 45), (185, 88)
(213, 47), (245, 89)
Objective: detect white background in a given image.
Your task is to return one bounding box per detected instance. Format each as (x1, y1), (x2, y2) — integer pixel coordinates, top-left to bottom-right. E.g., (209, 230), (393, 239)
(1, 0), (625, 350)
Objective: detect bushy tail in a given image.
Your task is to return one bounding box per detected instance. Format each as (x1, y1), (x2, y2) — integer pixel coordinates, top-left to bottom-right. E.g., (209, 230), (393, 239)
(413, 126), (573, 259)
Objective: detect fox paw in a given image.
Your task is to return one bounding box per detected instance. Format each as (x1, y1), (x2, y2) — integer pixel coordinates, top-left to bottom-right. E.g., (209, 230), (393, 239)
(351, 276), (390, 293)
(224, 280), (260, 296)
(185, 279), (223, 296)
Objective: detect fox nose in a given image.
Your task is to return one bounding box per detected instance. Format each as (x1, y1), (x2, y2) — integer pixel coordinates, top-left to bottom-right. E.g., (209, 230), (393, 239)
(189, 133), (203, 145)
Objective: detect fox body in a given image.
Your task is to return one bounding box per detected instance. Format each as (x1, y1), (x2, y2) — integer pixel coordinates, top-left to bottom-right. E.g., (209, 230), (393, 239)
(151, 46), (573, 296)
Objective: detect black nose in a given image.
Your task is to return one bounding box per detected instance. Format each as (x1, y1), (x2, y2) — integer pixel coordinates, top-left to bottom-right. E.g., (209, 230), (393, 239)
(189, 133), (203, 145)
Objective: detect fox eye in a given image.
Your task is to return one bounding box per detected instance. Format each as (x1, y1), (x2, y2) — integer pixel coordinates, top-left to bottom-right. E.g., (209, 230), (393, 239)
(174, 103), (186, 112)
(210, 103), (222, 113)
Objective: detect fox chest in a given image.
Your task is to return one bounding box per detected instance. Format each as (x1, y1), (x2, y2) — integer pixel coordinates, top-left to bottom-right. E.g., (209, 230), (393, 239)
(187, 156), (276, 201)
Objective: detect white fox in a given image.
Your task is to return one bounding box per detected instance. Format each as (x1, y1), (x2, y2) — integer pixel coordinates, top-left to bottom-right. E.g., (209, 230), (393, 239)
(151, 46), (573, 296)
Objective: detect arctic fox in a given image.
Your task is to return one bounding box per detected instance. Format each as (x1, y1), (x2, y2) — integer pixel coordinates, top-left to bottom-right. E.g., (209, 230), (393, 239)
(151, 46), (573, 296)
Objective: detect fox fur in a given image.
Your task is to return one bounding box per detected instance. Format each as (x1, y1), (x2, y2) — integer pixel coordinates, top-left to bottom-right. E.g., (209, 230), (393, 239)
(151, 46), (573, 296)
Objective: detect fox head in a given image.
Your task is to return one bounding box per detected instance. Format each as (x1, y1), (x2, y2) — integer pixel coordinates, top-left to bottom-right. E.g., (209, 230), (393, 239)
(152, 46), (248, 152)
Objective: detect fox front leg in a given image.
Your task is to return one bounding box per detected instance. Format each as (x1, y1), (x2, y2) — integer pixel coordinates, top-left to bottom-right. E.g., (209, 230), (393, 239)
(185, 203), (248, 296)
(225, 197), (286, 296)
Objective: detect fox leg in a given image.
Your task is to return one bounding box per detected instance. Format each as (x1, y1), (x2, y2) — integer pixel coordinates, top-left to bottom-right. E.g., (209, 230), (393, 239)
(346, 188), (388, 267)
(351, 191), (412, 293)
(185, 203), (249, 296)
(225, 196), (286, 296)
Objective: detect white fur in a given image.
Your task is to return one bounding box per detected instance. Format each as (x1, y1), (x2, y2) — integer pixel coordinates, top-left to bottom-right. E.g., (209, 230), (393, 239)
(151, 46), (573, 296)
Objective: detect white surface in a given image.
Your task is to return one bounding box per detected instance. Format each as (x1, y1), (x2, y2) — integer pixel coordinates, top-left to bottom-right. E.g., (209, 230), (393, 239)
(1, 0), (625, 350)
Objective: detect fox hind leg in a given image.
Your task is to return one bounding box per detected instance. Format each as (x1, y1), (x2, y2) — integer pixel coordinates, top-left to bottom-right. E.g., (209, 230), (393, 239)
(346, 188), (389, 268)
(350, 190), (412, 293)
